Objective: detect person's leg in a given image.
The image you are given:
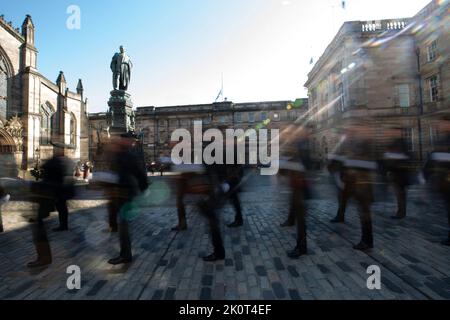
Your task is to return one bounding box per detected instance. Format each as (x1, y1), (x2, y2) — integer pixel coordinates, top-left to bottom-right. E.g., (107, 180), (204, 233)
(108, 202), (133, 265)
(108, 200), (119, 232)
(354, 186), (374, 251)
(331, 187), (348, 223)
(0, 207), (3, 233)
(288, 188), (307, 258)
(199, 199), (225, 261)
(54, 199), (69, 231)
(119, 219), (132, 261)
(173, 181), (187, 231)
(228, 192), (243, 228)
(281, 193), (296, 227)
(28, 205), (52, 267)
(392, 180), (406, 219)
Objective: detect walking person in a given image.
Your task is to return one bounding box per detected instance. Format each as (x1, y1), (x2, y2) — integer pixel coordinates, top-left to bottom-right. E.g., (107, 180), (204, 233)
(28, 144), (75, 268)
(105, 133), (149, 265)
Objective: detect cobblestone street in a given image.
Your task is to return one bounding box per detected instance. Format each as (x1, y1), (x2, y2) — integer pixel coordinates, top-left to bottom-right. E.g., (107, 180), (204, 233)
(1, 172), (450, 300)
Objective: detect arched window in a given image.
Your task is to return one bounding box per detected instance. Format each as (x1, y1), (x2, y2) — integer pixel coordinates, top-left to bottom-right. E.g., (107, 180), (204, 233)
(0, 56), (8, 121)
(40, 103), (55, 145)
(70, 113), (77, 146)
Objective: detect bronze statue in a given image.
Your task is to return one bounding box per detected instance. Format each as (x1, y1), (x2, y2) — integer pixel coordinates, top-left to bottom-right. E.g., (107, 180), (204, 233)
(110, 46), (133, 91)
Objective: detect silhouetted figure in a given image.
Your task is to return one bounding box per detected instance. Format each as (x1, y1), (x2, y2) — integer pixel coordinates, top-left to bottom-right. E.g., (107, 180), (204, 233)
(326, 133), (348, 224)
(338, 124), (377, 251)
(381, 128), (412, 220)
(198, 137), (245, 262)
(424, 117), (450, 246)
(198, 163), (226, 262)
(171, 164), (209, 231)
(28, 146), (75, 268)
(279, 125), (312, 259)
(106, 133), (149, 265)
(223, 159), (244, 228)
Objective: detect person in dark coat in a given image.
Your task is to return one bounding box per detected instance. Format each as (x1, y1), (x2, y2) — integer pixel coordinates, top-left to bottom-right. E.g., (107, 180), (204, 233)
(279, 125), (312, 259)
(198, 134), (245, 262)
(106, 133), (149, 265)
(338, 123), (377, 251)
(424, 116), (450, 246)
(27, 145), (75, 268)
(381, 128), (412, 220)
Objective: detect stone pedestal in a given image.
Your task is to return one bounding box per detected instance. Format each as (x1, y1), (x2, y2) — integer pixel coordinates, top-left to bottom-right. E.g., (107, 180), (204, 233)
(92, 90), (137, 171)
(107, 90), (135, 134)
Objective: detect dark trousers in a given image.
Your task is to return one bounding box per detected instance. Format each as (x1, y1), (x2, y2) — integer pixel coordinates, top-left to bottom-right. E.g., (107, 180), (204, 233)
(109, 198), (132, 260)
(292, 188), (307, 250)
(119, 219), (132, 260)
(176, 181), (188, 229)
(31, 203), (53, 263)
(335, 188), (348, 221)
(55, 199), (69, 229)
(108, 201), (119, 231)
(0, 207), (3, 233)
(229, 192), (243, 223)
(393, 182), (407, 218)
(343, 171), (374, 246)
(198, 190), (226, 257)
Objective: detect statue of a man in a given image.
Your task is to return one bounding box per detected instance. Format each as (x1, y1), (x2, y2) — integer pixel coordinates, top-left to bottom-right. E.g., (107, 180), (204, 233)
(110, 46), (133, 91)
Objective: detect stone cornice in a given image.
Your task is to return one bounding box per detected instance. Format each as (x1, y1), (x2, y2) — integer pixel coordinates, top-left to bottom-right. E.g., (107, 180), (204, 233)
(0, 17), (25, 43)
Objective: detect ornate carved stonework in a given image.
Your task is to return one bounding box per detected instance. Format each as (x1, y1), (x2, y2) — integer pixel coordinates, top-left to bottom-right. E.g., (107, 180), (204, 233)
(4, 115), (23, 151)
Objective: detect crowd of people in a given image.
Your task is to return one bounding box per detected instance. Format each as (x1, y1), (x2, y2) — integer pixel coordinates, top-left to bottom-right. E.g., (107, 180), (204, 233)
(0, 116), (449, 269)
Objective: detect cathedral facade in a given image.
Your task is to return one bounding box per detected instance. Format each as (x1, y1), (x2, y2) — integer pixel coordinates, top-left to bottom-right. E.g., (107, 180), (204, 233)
(0, 14), (89, 178)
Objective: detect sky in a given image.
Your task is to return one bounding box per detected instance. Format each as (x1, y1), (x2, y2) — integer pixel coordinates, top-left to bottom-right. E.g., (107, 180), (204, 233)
(0, 0), (433, 112)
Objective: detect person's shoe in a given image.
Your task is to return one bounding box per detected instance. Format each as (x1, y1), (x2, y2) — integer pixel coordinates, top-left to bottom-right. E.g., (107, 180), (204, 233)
(390, 215), (405, 220)
(330, 217), (344, 223)
(28, 218), (36, 223)
(287, 246), (307, 259)
(171, 225), (187, 231)
(202, 252), (225, 262)
(280, 221), (295, 227)
(52, 227), (68, 232)
(27, 259), (51, 268)
(227, 221), (243, 228)
(108, 257), (132, 265)
(353, 242), (373, 251)
(441, 239), (450, 246)
(0, 226), (4, 233)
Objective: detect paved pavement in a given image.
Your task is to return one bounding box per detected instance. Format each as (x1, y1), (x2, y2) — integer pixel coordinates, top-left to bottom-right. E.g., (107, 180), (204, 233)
(0, 171), (450, 300)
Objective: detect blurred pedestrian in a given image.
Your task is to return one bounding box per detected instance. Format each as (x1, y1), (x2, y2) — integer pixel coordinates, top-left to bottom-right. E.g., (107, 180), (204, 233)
(339, 123), (377, 251)
(105, 132), (149, 265)
(28, 144), (75, 268)
(380, 128), (412, 220)
(424, 116), (450, 246)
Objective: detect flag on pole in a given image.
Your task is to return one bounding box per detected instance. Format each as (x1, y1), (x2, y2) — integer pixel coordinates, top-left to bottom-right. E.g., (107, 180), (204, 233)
(215, 73), (224, 102)
(341, 1), (346, 10)
(310, 57), (314, 65)
(215, 88), (223, 102)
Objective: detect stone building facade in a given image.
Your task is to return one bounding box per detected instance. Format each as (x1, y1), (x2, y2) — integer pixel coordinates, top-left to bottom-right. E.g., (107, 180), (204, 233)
(305, 0), (449, 165)
(0, 15), (89, 178)
(89, 99), (308, 163)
